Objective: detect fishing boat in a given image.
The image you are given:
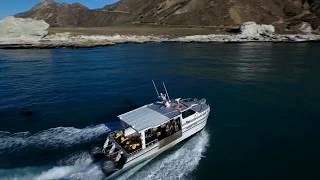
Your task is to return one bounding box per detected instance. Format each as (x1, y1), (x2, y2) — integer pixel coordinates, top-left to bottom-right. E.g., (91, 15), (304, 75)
(91, 81), (210, 178)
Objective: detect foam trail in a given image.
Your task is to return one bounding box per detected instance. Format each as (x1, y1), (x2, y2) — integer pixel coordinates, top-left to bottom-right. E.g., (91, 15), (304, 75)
(0, 124), (110, 154)
(34, 152), (104, 180)
(0, 124), (110, 180)
(0, 152), (102, 180)
(0, 166), (49, 180)
(0, 129), (209, 180)
(118, 129), (210, 180)
(40, 129), (209, 180)
(62, 129), (210, 180)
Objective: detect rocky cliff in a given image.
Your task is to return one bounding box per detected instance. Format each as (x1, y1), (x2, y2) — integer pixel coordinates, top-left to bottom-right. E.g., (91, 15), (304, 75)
(0, 16), (49, 44)
(15, 0), (320, 32)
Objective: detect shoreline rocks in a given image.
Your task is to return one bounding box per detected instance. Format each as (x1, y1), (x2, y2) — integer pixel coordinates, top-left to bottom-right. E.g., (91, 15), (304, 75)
(2, 33), (320, 49)
(0, 19), (320, 49)
(240, 22), (275, 37)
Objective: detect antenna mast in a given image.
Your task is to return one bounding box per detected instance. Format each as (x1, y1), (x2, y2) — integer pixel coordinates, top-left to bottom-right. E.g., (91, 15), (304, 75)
(162, 82), (170, 101)
(152, 80), (160, 98)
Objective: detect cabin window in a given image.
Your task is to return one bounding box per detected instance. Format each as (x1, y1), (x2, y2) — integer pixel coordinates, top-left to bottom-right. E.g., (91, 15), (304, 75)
(145, 117), (182, 147)
(182, 109), (196, 119)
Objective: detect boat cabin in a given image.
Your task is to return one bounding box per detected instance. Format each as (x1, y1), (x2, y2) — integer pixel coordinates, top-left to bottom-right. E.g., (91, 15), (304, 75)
(109, 98), (204, 155)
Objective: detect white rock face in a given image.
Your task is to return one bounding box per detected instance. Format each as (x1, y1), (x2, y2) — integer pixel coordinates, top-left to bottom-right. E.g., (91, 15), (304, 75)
(171, 21), (320, 43)
(299, 22), (313, 34)
(240, 21), (275, 37)
(0, 16), (49, 44)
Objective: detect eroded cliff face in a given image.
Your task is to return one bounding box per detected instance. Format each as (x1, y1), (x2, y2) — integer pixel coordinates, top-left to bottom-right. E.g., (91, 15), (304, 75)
(0, 16), (49, 43)
(15, 0), (320, 33)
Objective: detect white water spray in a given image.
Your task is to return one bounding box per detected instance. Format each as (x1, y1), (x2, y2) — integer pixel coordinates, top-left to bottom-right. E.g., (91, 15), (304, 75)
(0, 124), (110, 180)
(0, 124), (110, 154)
(0, 128), (209, 180)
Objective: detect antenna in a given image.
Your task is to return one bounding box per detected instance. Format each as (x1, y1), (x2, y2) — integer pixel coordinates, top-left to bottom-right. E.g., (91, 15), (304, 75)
(152, 80), (160, 98)
(162, 82), (170, 101)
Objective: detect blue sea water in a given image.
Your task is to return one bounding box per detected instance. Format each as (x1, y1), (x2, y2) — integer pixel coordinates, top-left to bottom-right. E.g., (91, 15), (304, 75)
(0, 42), (320, 179)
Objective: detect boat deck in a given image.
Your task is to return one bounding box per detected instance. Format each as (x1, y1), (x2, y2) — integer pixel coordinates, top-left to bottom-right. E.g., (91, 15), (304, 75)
(149, 98), (208, 119)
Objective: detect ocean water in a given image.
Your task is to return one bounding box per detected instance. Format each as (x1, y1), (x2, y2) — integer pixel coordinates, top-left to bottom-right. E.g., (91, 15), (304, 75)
(0, 42), (319, 180)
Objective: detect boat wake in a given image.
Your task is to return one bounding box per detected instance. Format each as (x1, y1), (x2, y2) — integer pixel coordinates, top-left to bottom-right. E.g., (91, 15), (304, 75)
(42, 129), (209, 180)
(0, 124), (110, 180)
(0, 128), (209, 180)
(119, 129), (210, 180)
(0, 152), (104, 180)
(0, 124), (110, 155)
(34, 152), (104, 180)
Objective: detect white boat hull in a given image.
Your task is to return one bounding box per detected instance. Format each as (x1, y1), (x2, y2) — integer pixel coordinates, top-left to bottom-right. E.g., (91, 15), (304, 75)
(108, 107), (210, 179)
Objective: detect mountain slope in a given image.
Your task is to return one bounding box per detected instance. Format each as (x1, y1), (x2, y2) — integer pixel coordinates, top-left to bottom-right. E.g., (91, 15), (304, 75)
(16, 0), (90, 27)
(16, 0), (320, 32)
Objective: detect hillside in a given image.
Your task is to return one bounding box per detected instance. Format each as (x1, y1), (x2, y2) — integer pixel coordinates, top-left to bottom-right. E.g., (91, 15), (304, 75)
(15, 0), (320, 32)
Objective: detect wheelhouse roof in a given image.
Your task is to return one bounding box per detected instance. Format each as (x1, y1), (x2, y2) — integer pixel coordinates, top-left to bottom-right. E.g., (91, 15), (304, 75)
(117, 98), (206, 132)
(118, 105), (171, 131)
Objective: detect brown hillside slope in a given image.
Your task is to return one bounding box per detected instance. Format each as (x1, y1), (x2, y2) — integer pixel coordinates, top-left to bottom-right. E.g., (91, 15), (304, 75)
(16, 0), (320, 32)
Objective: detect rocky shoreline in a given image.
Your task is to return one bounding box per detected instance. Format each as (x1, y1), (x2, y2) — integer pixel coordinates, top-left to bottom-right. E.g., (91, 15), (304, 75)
(1, 17), (320, 49)
(2, 34), (320, 49)
(0, 33), (165, 49)
(170, 34), (320, 43)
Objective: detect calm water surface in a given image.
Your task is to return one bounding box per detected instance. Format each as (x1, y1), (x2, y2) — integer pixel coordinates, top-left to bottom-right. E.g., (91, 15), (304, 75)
(0, 43), (319, 179)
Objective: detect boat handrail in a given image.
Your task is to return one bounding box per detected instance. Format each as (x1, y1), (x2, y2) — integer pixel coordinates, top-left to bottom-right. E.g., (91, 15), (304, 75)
(107, 133), (131, 156)
(105, 144), (113, 148)
(129, 147), (143, 155)
(128, 138), (159, 156)
(145, 139), (159, 147)
(108, 151), (121, 157)
(181, 98), (194, 102)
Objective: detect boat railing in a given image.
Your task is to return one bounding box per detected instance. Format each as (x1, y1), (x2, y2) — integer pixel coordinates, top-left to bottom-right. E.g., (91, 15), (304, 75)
(107, 131), (144, 157)
(107, 151), (120, 157)
(129, 147), (143, 156)
(181, 98), (196, 102)
(102, 144), (113, 153)
(145, 139), (159, 148)
(107, 133), (132, 156)
(128, 139), (159, 156)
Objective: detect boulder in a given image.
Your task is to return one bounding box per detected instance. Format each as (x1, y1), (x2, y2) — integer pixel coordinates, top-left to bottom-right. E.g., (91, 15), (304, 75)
(0, 16), (49, 43)
(240, 21), (275, 37)
(299, 22), (313, 33)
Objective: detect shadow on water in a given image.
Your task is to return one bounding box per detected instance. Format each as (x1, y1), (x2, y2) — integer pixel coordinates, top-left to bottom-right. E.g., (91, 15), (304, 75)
(0, 96), (144, 133)
(20, 107), (36, 118)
